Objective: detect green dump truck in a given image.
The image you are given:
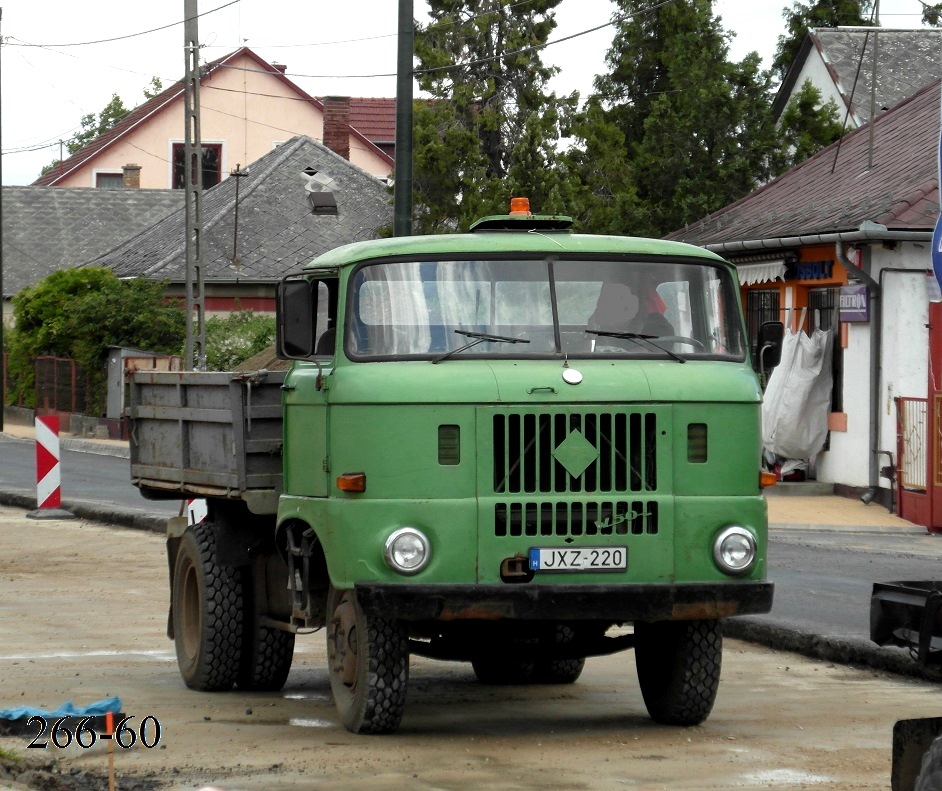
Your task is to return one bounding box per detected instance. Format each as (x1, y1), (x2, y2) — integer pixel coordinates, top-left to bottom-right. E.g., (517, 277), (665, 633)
(129, 204), (780, 734)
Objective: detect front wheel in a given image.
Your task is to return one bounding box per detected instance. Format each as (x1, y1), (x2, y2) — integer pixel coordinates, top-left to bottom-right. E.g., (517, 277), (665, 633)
(326, 586), (409, 734)
(635, 619), (722, 726)
(171, 522), (244, 691)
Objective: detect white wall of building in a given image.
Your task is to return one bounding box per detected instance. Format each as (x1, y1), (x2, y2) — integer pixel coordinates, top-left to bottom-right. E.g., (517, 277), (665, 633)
(815, 241), (933, 489)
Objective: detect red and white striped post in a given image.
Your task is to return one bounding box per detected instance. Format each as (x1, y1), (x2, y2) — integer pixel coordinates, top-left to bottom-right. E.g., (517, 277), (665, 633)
(27, 415), (74, 519)
(35, 415), (62, 509)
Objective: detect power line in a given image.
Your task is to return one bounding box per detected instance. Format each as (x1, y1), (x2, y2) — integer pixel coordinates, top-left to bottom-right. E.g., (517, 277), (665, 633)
(3, 0), (239, 48)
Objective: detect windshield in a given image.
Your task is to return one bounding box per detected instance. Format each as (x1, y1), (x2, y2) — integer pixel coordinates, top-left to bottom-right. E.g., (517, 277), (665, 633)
(345, 258), (745, 362)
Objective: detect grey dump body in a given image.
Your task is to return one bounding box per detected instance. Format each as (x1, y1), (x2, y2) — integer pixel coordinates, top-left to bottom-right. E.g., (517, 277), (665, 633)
(127, 369), (285, 511)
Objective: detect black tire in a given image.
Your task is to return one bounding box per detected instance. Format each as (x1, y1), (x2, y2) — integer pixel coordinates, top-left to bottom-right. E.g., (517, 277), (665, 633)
(171, 522), (243, 691)
(533, 625), (586, 684)
(915, 733), (942, 791)
(326, 586), (409, 734)
(238, 612), (295, 692)
(635, 619), (722, 726)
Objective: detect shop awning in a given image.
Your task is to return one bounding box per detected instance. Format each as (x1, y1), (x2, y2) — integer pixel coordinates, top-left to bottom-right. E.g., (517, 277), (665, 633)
(735, 260), (786, 286)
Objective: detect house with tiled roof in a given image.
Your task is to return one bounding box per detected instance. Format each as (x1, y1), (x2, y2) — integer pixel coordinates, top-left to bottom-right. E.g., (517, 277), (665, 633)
(669, 80), (939, 521)
(774, 27), (941, 128)
(90, 134), (392, 313)
(33, 47), (395, 189)
(1, 185), (181, 319)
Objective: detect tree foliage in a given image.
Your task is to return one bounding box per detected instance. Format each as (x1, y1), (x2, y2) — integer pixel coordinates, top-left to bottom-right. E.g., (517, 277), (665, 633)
(593, 0), (780, 236)
(774, 79), (844, 171)
(772, 1), (873, 82)
(203, 311), (276, 372)
(6, 267), (185, 412)
(413, 0), (577, 231)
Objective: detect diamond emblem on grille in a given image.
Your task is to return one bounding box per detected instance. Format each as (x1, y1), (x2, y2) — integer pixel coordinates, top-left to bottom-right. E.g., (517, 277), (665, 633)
(553, 430), (599, 478)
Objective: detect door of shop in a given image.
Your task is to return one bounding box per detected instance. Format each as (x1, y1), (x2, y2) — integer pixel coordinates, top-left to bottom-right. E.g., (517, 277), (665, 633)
(897, 302), (942, 532)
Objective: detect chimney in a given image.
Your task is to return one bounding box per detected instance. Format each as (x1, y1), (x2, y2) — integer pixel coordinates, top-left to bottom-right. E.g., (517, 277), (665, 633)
(272, 63), (287, 73)
(122, 164), (142, 189)
(323, 96), (351, 160)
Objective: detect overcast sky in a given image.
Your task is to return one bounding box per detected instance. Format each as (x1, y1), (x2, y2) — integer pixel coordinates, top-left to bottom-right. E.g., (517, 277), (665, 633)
(0, 0), (931, 185)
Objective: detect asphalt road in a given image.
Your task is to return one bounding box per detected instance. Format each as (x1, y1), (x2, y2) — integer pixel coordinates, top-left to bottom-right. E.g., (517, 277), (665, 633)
(2, 430), (940, 677)
(0, 433), (177, 525)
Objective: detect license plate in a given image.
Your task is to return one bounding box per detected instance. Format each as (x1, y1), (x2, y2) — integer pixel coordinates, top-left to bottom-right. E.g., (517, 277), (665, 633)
(528, 546), (627, 572)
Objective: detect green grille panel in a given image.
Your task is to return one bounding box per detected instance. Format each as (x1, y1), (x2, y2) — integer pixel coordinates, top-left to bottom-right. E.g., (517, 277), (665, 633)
(492, 411), (658, 494)
(494, 500), (659, 537)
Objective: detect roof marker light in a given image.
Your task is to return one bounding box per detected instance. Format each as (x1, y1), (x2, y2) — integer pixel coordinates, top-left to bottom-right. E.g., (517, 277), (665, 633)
(509, 197), (531, 216)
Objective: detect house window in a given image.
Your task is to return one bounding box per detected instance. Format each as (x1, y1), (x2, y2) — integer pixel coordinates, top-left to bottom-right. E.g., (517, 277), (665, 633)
(172, 143), (222, 189)
(746, 289), (780, 372)
(96, 173), (124, 189)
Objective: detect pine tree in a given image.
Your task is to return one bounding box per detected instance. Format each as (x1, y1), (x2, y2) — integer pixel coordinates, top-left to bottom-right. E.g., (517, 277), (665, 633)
(593, 0), (779, 236)
(413, 0), (576, 231)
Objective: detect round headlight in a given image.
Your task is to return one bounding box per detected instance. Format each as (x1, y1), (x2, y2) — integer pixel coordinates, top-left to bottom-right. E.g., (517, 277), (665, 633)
(712, 526), (757, 576)
(384, 527), (430, 575)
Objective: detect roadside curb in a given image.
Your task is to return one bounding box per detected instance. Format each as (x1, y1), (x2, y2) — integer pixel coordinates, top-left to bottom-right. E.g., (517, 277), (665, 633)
(0, 490), (165, 534)
(724, 618), (928, 681)
(1, 431), (129, 459)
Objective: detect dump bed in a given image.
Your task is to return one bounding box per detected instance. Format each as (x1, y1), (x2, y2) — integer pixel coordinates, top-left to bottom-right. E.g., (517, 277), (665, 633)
(128, 369), (285, 509)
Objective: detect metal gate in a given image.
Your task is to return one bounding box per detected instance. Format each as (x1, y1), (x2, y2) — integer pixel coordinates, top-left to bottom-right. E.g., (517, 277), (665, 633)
(896, 396), (933, 530)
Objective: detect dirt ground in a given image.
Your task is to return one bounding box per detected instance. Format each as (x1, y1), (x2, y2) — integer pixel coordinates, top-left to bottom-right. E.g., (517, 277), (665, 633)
(1, 504), (940, 791)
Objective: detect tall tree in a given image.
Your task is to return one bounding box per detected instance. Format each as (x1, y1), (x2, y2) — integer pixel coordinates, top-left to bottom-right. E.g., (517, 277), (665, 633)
(593, 0), (780, 236)
(413, 0), (576, 231)
(773, 79), (844, 173)
(772, 1), (873, 82)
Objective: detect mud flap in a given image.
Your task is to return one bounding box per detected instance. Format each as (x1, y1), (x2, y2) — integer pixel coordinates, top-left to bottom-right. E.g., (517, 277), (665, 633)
(892, 718), (942, 791)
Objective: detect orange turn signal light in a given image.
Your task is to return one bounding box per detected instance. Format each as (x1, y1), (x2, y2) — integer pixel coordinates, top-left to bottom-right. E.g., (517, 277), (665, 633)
(760, 471), (777, 489)
(337, 472), (366, 493)
(509, 196), (531, 216)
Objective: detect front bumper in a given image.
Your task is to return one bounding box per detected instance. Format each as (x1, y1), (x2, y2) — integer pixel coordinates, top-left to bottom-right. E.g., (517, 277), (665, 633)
(354, 581), (774, 622)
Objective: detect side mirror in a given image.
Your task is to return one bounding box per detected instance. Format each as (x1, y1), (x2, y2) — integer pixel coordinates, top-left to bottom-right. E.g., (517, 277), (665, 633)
(757, 321), (785, 372)
(276, 277), (315, 359)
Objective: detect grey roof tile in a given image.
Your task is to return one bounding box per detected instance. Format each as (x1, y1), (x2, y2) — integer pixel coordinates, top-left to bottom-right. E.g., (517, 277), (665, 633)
(668, 80), (941, 246)
(1, 186), (181, 295)
(94, 135), (392, 282)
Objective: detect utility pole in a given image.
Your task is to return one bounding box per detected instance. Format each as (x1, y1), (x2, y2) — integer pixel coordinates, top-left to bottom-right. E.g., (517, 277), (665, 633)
(393, 0), (414, 237)
(0, 7), (4, 432)
(183, 0), (206, 370)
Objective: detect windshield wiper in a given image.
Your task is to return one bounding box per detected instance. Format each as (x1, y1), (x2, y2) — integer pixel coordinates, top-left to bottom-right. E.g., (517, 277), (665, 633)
(586, 330), (685, 364)
(431, 330), (531, 364)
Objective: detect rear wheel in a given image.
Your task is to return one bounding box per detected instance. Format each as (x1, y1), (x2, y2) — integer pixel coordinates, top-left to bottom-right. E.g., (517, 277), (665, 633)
(171, 522), (243, 691)
(238, 609), (295, 692)
(635, 619), (722, 726)
(326, 586), (409, 734)
(533, 625), (585, 684)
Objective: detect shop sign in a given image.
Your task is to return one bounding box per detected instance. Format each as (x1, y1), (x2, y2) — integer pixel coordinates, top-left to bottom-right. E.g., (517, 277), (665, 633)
(795, 260), (834, 280)
(839, 284), (869, 322)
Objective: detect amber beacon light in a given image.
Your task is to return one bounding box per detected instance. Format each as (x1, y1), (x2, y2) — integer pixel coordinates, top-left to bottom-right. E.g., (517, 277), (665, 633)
(509, 196), (531, 215)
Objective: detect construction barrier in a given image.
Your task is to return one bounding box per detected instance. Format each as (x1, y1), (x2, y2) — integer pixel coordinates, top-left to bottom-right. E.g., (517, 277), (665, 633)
(35, 415), (61, 509)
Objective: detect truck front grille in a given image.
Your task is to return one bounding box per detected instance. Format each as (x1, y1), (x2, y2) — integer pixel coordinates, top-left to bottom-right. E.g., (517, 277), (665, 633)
(492, 411), (658, 494)
(494, 501), (659, 537)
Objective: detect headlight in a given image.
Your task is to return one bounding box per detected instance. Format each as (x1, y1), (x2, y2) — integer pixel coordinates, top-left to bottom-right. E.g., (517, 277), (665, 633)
(384, 527), (430, 575)
(712, 526), (757, 576)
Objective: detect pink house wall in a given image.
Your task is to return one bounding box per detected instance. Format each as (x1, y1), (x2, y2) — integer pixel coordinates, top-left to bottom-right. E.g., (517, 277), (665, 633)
(55, 52), (391, 188)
